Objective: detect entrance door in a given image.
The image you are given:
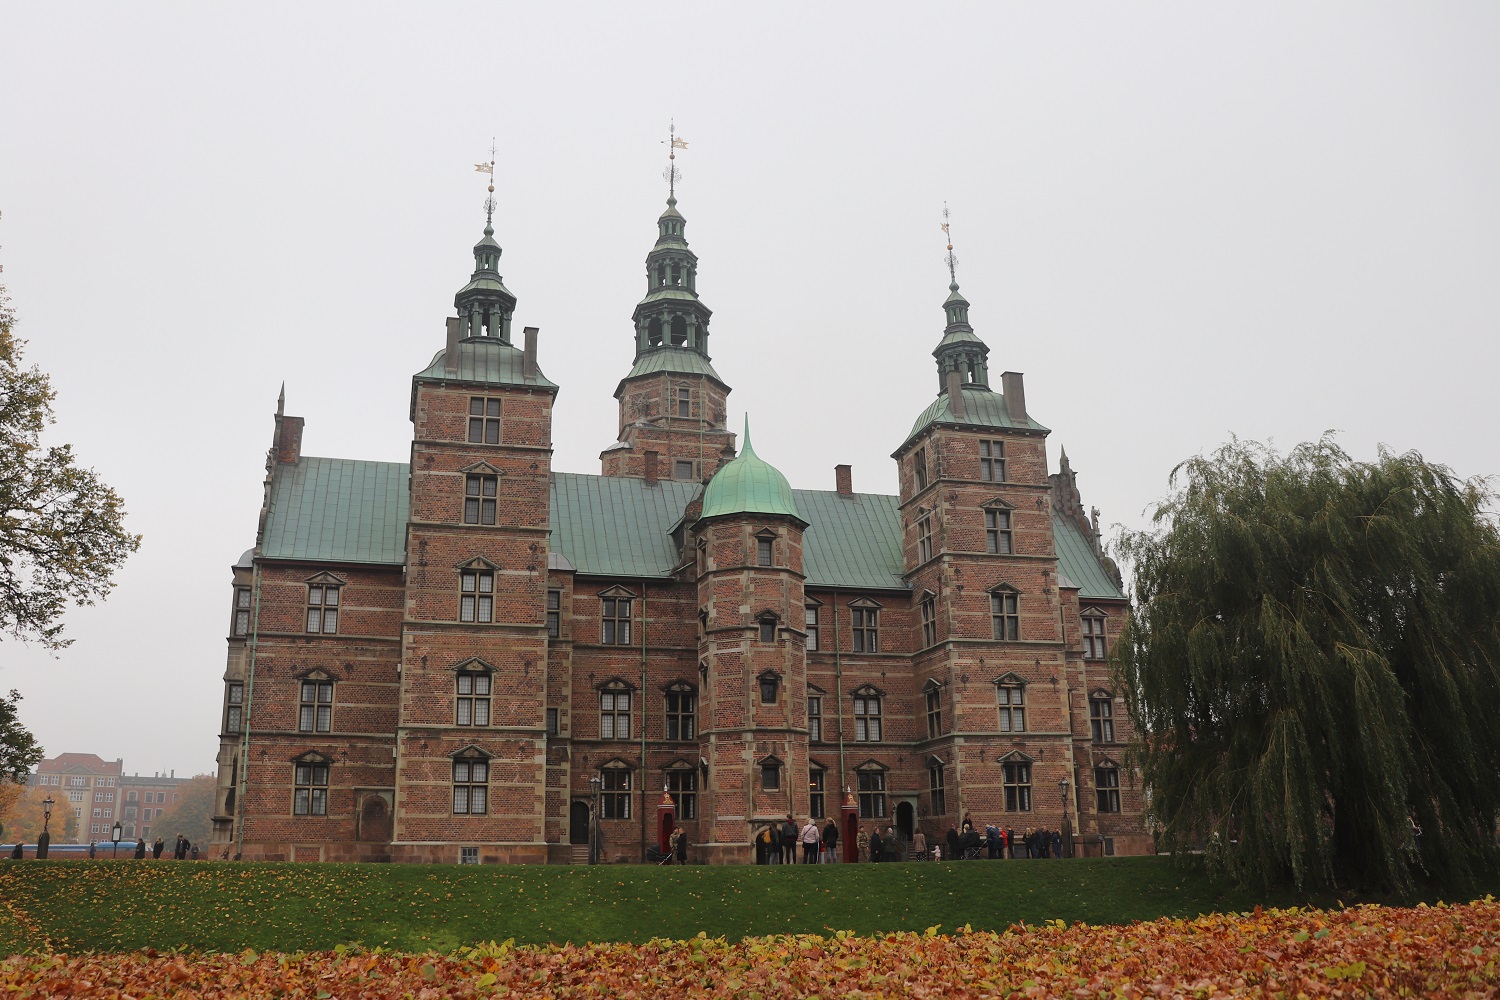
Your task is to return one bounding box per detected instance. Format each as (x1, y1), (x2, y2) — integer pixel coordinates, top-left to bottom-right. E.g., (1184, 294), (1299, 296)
(895, 801), (915, 839)
(569, 801), (590, 844)
(358, 795), (392, 843)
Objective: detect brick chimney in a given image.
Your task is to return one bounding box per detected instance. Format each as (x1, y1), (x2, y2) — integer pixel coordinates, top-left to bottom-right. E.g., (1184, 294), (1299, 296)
(835, 464), (853, 497)
(644, 450), (660, 486)
(444, 317), (461, 376)
(523, 326), (539, 380)
(1000, 371), (1027, 424)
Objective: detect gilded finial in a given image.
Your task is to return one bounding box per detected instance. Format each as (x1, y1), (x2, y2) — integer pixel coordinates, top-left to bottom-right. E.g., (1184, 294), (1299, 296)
(941, 202), (959, 289)
(662, 119), (688, 200)
(474, 139), (498, 234)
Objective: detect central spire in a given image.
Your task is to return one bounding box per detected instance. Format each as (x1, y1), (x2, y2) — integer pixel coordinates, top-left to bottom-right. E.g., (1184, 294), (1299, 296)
(931, 205), (990, 390)
(454, 148), (516, 342)
(630, 123), (714, 362)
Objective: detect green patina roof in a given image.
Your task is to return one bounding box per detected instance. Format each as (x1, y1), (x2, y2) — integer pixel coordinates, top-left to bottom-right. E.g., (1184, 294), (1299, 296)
(549, 473), (702, 578)
(636, 288), (700, 306)
(793, 490), (907, 589)
(905, 386), (1049, 444)
(416, 338), (558, 389)
(262, 457), (409, 564)
(1053, 513), (1127, 601)
(699, 422), (801, 522)
(618, 347), (725, 389)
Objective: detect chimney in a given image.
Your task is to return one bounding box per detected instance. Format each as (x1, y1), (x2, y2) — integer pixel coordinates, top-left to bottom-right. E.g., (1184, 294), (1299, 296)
(945, 370), (967, 420)
(276, 413), (304, 465)
(644, 450), (660, 486)
(522, 326), (539, 380)
(1001, 371), (1027, 423)
(835, 464), (853, 498)
(444, 317), (461, 376)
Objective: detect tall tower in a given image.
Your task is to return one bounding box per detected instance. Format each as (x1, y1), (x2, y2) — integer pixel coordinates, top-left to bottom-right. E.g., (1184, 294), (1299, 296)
(602, 129), (735, 481)
(395, 174), (558, 863)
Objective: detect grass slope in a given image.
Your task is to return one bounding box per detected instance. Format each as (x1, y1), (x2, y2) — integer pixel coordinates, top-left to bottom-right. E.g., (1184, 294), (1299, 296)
(0, 856), (1325, 955)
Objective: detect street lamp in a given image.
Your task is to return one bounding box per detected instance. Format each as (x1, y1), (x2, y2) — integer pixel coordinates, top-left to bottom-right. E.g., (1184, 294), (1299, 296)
(587, 774), (601, 866)
(37, 796), (54, 859)
(41, 796), (53, 832)
(1058, 778), (1073, 859)
(111, 821), (123, 860)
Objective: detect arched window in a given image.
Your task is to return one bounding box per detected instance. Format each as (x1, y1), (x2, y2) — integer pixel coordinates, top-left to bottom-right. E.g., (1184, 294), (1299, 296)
(648, 317), (663, 347)
(670, 315), (688, 346)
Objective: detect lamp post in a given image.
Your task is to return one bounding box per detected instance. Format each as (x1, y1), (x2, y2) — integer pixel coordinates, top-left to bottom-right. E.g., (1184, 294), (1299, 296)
(1058, 778), (1073, 859)
(111, 821), (123, 860)
(588, 774), (601, 865)
(38, 796), (54, 859)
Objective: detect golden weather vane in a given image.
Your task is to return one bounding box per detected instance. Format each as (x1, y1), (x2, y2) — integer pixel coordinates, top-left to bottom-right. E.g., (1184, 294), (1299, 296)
(941, 202), (958, 284)
(474, 138), (498, 226)
(662, 120), (688, 196)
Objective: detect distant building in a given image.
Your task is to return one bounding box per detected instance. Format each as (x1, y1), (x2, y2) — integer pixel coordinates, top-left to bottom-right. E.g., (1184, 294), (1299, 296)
(119, 773), (191, 843)
(31, 756), (190, 843)
(212, 185), (1140, 864)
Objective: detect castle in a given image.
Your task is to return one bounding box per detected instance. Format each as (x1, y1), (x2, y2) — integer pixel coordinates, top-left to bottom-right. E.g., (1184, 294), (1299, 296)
(209, 174), (1142, 864)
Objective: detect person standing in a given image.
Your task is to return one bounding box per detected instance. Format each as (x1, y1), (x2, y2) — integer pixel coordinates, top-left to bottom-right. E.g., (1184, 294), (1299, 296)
(1051, 829), (1063, 859)
(766, 825), (782, 865)
(674, 826), (688, 865)
(822, 819), (839, 863)
(912, 828), (928, 861)
(152, 837), (164, 860)
(869, 826), (883, 863)
(800, 818), (820, 863)
(946, 825), (960, 862)
(174, 834), (187, 861)
(781, 816), (798, 868)
(134, 838), (146, 860)
(88, 841), (97, 860)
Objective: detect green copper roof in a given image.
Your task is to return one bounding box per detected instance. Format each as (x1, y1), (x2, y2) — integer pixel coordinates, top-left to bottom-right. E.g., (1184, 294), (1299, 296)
(905, 386), (1049, 444)
(699, 421), (801, 522)
(637, 288), (700, 305)
(793, 490), (907, 589)
(262, 457), (409, 564)
(416, 338), (558, 389)
(618, 346), (725, 390)
(549, 473), (702, 578)
(1053, 513), (1126, 600)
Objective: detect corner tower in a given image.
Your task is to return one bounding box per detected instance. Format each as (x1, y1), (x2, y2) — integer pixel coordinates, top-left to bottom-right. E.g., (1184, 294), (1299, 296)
(602, 132), (735, 482)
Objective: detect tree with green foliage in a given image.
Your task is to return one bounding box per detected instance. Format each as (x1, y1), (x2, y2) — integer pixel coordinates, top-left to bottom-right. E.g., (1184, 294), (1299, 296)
(1117, 436), (1500, 894)
(153, 774), (216, 848)
(0, 216), (141, 650)
(0, 689), (42, 784)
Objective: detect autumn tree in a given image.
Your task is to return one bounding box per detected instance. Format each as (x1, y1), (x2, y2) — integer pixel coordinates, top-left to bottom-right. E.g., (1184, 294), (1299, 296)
(0, 783), (77, 845)
(0, 217), (142, 650)
(1117, 437), (1500, 893)
(152, 774), (216, 847)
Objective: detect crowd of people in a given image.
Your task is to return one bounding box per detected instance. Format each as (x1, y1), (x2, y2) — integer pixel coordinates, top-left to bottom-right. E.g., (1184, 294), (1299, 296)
(752, 816), (842, 864)
(747, 815), (1069, 863)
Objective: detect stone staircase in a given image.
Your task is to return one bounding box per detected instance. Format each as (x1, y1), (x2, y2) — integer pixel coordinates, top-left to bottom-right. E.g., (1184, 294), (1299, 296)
(569, 844), (589, 864)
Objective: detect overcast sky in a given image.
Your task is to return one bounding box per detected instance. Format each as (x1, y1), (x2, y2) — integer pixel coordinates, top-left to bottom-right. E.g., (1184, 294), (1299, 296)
(2, 3), (1497, 778)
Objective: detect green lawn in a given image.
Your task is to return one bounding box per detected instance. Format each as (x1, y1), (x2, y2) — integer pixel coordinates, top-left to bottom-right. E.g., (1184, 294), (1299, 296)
(0, 855), (1340, 955)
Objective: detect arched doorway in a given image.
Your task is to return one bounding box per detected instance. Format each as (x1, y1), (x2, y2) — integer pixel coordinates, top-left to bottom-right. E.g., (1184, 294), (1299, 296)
(895, 801), (915, 840)
(569, 801), (590, 845)
(358, 794), (392, 843)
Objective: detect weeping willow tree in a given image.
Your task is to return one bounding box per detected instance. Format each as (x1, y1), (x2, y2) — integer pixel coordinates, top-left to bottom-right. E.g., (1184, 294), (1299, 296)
(1118, 437), (1500, 893)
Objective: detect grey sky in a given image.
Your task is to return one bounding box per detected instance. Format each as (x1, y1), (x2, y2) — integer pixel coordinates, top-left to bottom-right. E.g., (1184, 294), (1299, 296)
(2, 3), (1497, 777)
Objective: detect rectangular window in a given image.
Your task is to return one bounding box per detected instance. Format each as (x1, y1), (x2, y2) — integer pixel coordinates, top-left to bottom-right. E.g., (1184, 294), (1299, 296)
(921, 596), (937, 648)
(676, 387), (691, 418)
(224, 682), (244, 734)
(807, 696), (822, 743)
(460, 847), (480, 865)
(292, 763), (329, 816)
(925, 686), (942, 739)
(600, 689), (631, 740)
(985, 509), (1013, 554)
(1082, 616), (1107, 659)
(665, 687), (695, 740)
(758, 618), (776, 643)
(1095, 767), (1121, 813)
(857, 770), (886, 818)
(601, 768), (631, 819)
(757, 537), (773, 566)
(674, 460), (694, 480)
(468, 397), (501, 444)
(929, 764), (947, 815)
(980, 440), (1006, 482)
(298, 680), (333, 733)
(854, 694), (881, 742)
(602, 597), (632, 645)
(306, 584), (340, 634)
(918, 516), (933, 563)
(1091, 697), (1115, 743)
(1003, 761), (1032, 812)
(809, 768), (826, 819)
(759, 675), (779, 704)
(992, 591), (1019, 641)
(452, 758), (489, 815)
(456, 671), (492, 727)
(460, 570), (495, 624)
(233, 588), (251, 637)
(851, 607), (878, 653)
(546, 590), (561, 639)
(760, 761), (780, 791)
(546, 707), (559, 736)
(804, 606), (819, 651)
(464, 474), (498, 525)
(667, 769), (697, 819)
(913, 448), (928, 491)
(998, 684), (1027, 733)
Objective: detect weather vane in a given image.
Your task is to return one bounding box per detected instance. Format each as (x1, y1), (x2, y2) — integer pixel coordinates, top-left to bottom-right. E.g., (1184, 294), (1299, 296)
(474, 138), (498, 226)
(941, 202), (959, 284)
(662, 120), (688, 196)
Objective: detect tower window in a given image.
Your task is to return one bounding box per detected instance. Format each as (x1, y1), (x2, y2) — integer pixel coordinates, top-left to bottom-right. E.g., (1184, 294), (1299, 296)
(981, 440), (1006, 481)
(600, 684), (631, 740)
(233, 588), (251, 637)
(986, 509), (1013, 554)
(757, 537), (773, 566)
(456, 671), (491, 726)
(851, 606), (879, 653)
(1091, 695), (1115, 743)
(992, 591), (1019, 640)
(468, 397), (501, 444)
(920, 595), (937, 648)
(676, 387), (690, 418)
(547, 590), (561, 638)
(464, 474), (498, 524)
(601, 764), (631, 819)
(998, 682), (1027, 733)
(807, 695), (822, 742)
(1095, 766), (1121, 813)
(918, 516), (933, 563)
(460, 570), (494, 623)
(759, 674), (779, 704)
(928, 762), (947, 815)
(760, 760), (781, 791)
(1082, 614), (1108, 659)
(804, 606), (819, 651)
(602, 597), (632, 645)
(913, 448), (929, 491)
(1003, 760), (1032, 812)
(665, 684), (696, 740)
(759, 618), (776, 642)
(306, 584), (340, 634)
(298, 680), (333, 733)
(224, 682), (244, 734)
(452, 757), (489, 815)
(809, 767), (826, 819)
(925, 684), (942, 739)
(853, 690), (882, 742)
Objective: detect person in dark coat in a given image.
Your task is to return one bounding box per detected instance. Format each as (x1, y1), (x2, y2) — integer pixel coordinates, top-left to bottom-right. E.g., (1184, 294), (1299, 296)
(674, 826), (687, 865)
(945, 825), (960, 862)
(869, 827), (883, 862)
(959, 824), (981, 860)
(781, 817), (798, 867)
(134, 838), (146, 859)
(152, 837), (164, 859)
(174, 834), (187, 860)
(1051, 829), (1063, 859)
(9, 843), (21, 860)
(986, 824), (1001, 859)
(822, 819), (839, 863)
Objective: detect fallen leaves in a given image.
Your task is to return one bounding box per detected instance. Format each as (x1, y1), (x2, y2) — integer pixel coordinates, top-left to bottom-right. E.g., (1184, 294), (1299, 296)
(0, 899), (1497, 997)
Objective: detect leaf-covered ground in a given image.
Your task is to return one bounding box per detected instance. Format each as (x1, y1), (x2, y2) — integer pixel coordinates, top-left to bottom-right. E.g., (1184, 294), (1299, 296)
(0, 900), (1496, 998)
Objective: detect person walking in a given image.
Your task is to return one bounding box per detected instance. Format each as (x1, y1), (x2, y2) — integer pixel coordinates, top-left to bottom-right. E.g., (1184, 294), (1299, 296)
(134, 838), (147, 860)
(1051, 829), (1064, 859)
(822, 819), (839, 863)
(800, 818), (820, 863)
(765, 825), (782, 865)
(912, 828), (927, 861)
(946, 825), (960, 862)
(781, 816), (798, 868)
(152, 837), (164, 860)
(869, 826), (883, 863)
(88, 841), (97, 860)
(174, 834), (188, 861)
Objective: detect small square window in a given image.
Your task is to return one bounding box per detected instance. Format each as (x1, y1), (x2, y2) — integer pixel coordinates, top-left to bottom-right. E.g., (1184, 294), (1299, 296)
(759, 618), (776, 643)
(759, 675), (779, 703)
(460, 846), (480, 865)
(674, 460), (694, 480)
(760, 762), (780, 791)
(757, 537), (773, 566)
